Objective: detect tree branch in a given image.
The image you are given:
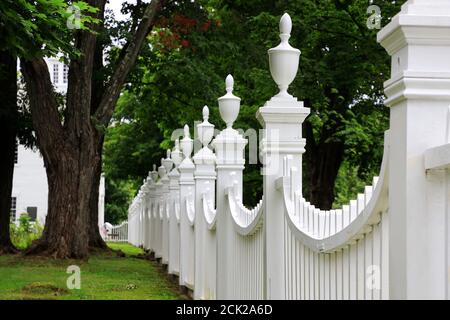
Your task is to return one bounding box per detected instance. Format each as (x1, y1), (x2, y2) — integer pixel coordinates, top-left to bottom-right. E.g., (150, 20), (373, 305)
(20, 58), (66, 161)
(95, 0), (163, 126)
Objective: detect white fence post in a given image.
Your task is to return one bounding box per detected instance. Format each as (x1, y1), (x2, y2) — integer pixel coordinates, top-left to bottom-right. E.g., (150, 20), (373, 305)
(153, 171), (164, 259)
(149, 166), (158, 256)
(212, 75), (248, 299)
(179, 125), (196, 291)
(168, 140), (183, 276)
(378, 0), (450, 299)
(193, 106), (217, 299)
(256, 13), (310, 299)
(161, 154), (173, 265)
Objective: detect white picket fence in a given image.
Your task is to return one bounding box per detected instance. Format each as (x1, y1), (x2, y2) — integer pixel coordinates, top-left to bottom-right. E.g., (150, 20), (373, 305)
(104, 221), (129, 242)
(128, 2), (450, 300)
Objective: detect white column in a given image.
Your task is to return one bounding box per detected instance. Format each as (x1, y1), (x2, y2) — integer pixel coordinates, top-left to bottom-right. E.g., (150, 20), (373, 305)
(168, 140), (183, 276)
(213, 75), (248, 299)
(179, 125), (196, 290)
(378, 0), (450, 299)
(98, 173), (105, 235)
(256, 14), (310, 299)
(193, 106), (217, 299)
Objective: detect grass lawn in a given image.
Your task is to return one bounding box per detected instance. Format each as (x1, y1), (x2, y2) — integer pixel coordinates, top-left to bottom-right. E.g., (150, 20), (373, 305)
(0, 243), (185, 300)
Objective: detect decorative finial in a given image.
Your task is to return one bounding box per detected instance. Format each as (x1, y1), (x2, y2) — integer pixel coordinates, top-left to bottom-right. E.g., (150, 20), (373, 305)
(267, 13), (300, 99)
(197, 105), (215, 148)
(167, 149), (171, 159)
(225, 74), (234, 94)
(218, 74), (241, 129)
(153, 164), (156, 171)
(181, 124), (193, 158)
(202, 105), (209, 121)
(280, 13), (292, 39)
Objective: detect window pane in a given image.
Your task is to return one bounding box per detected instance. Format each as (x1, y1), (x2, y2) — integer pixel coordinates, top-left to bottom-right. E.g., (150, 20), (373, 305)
(53, 64), (59, 84)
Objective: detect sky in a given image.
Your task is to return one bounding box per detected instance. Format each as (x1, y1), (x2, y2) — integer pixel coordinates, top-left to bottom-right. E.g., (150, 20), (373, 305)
(106, 0), (146, 21)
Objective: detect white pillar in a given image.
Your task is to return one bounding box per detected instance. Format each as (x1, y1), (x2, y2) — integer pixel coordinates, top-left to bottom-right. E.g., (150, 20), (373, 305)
(378, 0), (450, 299)
(213, 75), (248, 299)
(168, 140), (183, 276)
(98, 173), (105, 235)
(193, 106), (217, 299)
(256, 14), (310, 299)
(179, 125), (196, 290)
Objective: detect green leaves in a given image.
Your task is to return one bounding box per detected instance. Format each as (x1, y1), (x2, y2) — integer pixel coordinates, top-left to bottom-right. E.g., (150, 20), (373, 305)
(0, 0), (99, 58)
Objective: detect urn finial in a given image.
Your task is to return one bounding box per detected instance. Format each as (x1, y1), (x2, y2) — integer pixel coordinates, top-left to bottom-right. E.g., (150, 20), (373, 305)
(181, 124), (193, 158)
(158, 161), (167, 179)
(171, 139), (184, 167)
(150, 164), (158, 182)
(197, 105), (215, 147)
(184, 124), (190, 138)
(162, 149), (174, 173)
(203, 105), (209, 121)
(268, 13), (300, 100)
(218, 74), (241, 129)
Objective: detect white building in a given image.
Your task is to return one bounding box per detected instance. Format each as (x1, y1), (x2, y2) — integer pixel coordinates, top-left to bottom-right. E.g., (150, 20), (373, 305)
(12, 58), (105, 228)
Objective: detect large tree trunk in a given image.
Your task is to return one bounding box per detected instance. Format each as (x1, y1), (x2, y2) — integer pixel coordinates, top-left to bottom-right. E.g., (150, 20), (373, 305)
(21, 59), (99, 259)
(20, 0), (162, 259)
(304, 120), (344, 210)
(0, 51), (19, 254)
(307, 142), (344, 210)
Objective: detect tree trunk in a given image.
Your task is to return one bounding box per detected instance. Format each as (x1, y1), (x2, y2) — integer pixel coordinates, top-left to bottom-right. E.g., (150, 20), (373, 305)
(303, 120), (345, 210)
(88, 135), (107, 249)
(19, 0), (162, 258)
(21, 59), (99, 259)
(0, 51), (19, 254)
(307, 142), (344, 210)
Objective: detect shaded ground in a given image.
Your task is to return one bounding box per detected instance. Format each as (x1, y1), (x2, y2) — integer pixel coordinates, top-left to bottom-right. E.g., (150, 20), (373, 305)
(0, 243), (184, 300)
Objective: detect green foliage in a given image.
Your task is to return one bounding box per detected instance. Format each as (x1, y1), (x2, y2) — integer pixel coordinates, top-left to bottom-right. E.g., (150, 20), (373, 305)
(10, 214), (43, 250)
(0, 0), (99, 58)
(105, 179), (136, 225)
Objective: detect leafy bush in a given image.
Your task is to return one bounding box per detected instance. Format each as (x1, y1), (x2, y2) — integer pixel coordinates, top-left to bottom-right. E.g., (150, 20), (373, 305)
(10, 214), (43, 250)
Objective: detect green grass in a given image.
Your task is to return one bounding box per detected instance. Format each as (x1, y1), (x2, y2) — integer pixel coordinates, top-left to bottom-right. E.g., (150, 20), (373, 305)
(0, 243), (185, 300)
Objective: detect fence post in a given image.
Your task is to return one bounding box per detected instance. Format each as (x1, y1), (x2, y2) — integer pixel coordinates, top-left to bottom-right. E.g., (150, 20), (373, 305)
(212, 75), (248, 299)
(154, 169), (164, 259)
(179, 124), (196, 291)
(168, 140), (183, 276)
(161, 153), (173, 265)
(148, 166), (158, 256)
(192, 106), (217, 299)
(378, 0), (450, 299)
(256, 14), (310, 299)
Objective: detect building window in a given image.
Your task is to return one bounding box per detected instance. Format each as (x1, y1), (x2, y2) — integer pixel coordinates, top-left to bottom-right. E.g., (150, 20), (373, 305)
(63, 64), (69, 84)
(27, 207), (37, 222)
(53, 64), (59, 84)
(11, 197), (17, 220)
(14, 142), (18, 164)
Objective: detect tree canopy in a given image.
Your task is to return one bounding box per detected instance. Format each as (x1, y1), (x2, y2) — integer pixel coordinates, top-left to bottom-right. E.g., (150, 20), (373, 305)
(103, 0), (405, 223)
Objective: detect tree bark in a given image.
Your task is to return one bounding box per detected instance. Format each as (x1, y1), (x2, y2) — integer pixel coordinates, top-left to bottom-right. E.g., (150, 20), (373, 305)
(303, 117), (345, 210)
(0, 51), (19, 254)
(20, 0), (163, 258)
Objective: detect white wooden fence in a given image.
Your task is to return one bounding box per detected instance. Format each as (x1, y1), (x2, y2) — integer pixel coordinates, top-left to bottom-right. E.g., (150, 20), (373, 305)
(104, 221), (128, 242)
(127, 1), (450, 300)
